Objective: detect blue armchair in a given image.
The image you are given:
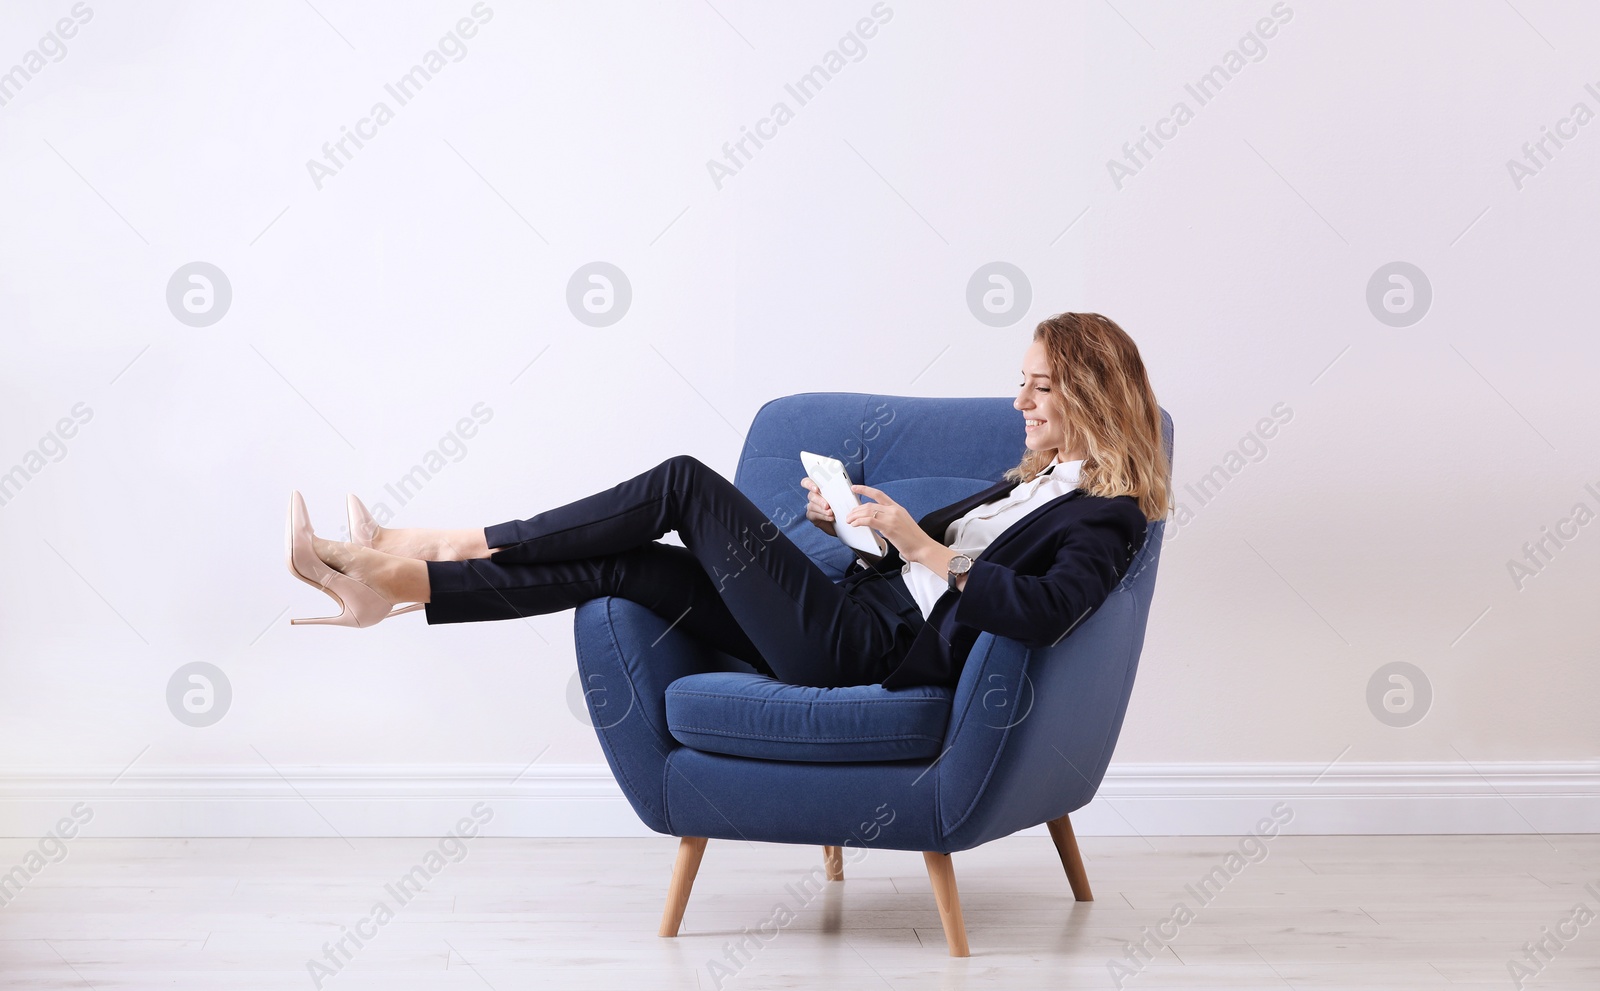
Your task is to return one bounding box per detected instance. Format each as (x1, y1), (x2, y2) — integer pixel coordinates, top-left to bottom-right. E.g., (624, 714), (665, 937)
(572, 393), (1172, 956)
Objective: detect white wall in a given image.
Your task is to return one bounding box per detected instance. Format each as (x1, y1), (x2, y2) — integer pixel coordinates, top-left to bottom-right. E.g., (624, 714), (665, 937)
(0, 0), (1594, 836)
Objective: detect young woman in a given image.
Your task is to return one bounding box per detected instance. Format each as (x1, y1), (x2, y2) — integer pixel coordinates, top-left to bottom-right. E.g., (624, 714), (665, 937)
(286, 312), (1170, 690)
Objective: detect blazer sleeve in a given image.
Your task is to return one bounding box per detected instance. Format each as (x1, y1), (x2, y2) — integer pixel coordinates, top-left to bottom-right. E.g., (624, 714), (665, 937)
(952, 499), (1148, 647)
(851, 538), (905, 575)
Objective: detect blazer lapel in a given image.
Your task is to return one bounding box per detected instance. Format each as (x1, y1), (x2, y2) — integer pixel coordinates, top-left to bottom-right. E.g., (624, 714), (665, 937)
(975, 487), (1084, 558)
(922, 473), (1089, 558)
(859, 472), (1074, 577)
(915, 478), (1018, 544)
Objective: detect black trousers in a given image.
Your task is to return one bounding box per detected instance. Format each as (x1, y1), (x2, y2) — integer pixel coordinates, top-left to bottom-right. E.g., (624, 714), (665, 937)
(423, 454), (928, 688)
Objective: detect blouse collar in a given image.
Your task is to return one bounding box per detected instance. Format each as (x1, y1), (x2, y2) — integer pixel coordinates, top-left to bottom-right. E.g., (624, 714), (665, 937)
(1041, 455), (1085, 481)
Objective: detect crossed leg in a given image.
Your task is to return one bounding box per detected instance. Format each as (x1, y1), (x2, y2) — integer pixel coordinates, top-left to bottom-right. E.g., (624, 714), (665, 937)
(422, 454), (907, 687)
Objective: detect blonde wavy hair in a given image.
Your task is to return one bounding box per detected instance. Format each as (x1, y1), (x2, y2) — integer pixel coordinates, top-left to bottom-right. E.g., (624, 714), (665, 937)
(1003, 312), (1171, 522)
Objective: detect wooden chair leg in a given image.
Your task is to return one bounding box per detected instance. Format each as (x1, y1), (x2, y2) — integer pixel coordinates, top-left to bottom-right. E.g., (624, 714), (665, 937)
(658, 836), (709, 937)
(823, 845), (844, 881)
(1046, 812), (1093, 901)
(921, 851), (971, 957)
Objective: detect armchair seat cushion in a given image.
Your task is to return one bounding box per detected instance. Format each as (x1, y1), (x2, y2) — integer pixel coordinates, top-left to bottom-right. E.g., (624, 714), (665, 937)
(663, 672), (954, 763)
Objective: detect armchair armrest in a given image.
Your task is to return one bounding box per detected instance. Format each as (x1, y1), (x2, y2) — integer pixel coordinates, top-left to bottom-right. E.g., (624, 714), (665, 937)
(572, 596), (762, 834)
(932, 587), (1146, 851)
(931, 631), (1034, 841)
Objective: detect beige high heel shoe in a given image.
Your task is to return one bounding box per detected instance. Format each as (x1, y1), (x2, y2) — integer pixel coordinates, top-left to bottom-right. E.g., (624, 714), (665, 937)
(347, 492), (379, 549)
(286, 491), (424, 627)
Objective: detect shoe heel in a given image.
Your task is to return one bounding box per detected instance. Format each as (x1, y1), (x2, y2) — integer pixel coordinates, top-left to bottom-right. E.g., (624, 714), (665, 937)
(287, 491), (422, 629)
(289, 599), (423, 627)
(289, 612), (358, 627)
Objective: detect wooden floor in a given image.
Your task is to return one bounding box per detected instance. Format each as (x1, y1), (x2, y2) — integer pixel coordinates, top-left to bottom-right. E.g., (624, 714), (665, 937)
(1, 833), (1597, 989)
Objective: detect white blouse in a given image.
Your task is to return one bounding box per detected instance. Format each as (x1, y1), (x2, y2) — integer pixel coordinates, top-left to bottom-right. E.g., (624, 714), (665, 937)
(901, 456), (1085, 620)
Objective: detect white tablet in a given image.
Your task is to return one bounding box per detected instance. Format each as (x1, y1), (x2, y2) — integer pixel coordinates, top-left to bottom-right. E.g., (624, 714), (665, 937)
(800, 450), (883, 557)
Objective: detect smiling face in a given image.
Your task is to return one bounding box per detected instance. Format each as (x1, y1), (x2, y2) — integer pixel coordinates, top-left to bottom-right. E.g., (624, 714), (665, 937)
(1015, 339), (1085, 461)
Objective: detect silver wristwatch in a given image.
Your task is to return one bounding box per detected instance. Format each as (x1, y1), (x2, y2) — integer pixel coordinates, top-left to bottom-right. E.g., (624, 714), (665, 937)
(946, 553), (973, 590)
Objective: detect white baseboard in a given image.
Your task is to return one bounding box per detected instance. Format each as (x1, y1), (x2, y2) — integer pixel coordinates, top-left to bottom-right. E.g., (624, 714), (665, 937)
(0, 761), (1594, 838)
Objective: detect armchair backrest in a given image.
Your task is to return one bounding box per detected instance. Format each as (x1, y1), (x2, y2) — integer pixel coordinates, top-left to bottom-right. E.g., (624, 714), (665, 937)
(734, 393), (1036, 579)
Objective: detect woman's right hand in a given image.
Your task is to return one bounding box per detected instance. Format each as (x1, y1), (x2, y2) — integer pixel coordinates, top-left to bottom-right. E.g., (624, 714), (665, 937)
(800, 476), (837, 536)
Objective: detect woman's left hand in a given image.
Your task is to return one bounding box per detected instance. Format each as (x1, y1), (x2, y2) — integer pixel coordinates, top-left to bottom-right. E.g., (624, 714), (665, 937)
(846, 485), (934, 561)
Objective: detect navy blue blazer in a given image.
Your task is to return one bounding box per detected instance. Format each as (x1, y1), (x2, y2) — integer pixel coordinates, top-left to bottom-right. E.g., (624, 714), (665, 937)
(840, 476), (1149, 690)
